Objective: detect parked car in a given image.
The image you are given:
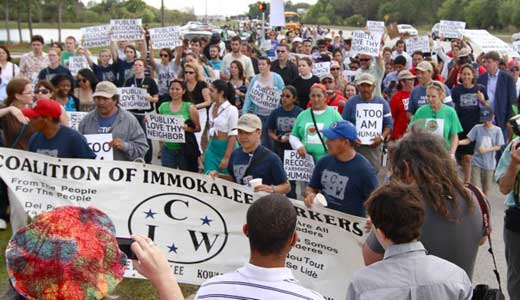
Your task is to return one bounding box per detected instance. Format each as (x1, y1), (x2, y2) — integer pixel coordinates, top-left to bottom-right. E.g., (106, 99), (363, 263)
(397, 24), (418, 36)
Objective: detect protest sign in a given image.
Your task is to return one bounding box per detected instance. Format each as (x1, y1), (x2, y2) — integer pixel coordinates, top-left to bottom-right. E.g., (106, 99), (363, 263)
(144, 113), (185, 143)
(284, 150), (315, 182)
(68, 56), (90, 76)
(269, 0), (286, 27)
(514, 41), (520, 54)
(68, 111), (89, 131)
(366, 20), (385, 37)
(0, 148), (367, 300)
(81, 24), (111, 48)
(249, 81), (281, 114)
(355, 103), (383, 145)
(312, 61), (331, 78)
(85, 134), (113, 161)
(439, 20), (466, 39)
(149, 26), (182, 49)
(351, 31), (381, 57)
(464, 30), (520, 59)
(117, 87), (151, 110)
(406, 35), (430, 54)
(111, 19), (143, 41)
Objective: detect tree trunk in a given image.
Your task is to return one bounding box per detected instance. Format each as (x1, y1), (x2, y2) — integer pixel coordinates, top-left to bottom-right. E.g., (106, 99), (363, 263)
(16, 0), (22, 44)
(4, 0), (11, 44)
(28, 1), (33, 39)
(57, 0), (62, 43)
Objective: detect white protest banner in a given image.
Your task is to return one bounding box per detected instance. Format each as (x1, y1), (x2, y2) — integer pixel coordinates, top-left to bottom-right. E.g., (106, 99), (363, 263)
(149, 26), (182, 49)
(85, 134), (113, 161)
(117, 87), (151, 110)
(81, 24), (111, 48)
(284, 150), (314, 182)
(439, 20), (466, 39)
(514, 41), (520, 53)
(366, 20), (385, 37)
(68, 56), (90, 76)
(269, 0), (286, 27)
(464, 29), (520, 59)
(351, 31), (381, 57)
(405, 35), (430, 54)
(355, 103), (383, 145)
(67, 111), (89, 131)
(249, 81), (281, 113)
(110, 19), (143, 41)
(312, 61), (331, 78)
(0, 148), (367, 300)
(144, 113), (185, 143)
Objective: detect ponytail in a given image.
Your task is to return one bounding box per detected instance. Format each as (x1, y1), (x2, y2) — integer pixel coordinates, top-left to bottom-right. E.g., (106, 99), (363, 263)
(212, 79), (235, 102)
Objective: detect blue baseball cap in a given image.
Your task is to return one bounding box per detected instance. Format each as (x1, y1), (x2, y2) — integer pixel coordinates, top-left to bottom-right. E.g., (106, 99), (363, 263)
(321, 121), (357, 141)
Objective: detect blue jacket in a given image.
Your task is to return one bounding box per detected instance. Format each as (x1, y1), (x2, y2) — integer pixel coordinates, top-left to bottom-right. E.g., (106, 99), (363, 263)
(477, 70), (516, 137)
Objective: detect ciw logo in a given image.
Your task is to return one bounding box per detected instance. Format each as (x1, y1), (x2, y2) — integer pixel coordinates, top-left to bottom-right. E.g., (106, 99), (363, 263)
(128, 193), (228, 264)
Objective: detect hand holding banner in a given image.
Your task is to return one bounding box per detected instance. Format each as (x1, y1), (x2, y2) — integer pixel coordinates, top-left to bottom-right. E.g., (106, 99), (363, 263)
(144, 113), (185, 143)
(149, 26), (182, 49)
(118, 87), (151, 110)
(85, 134), (114, 160)
(81, 24), (111, 48)
(351, 31), (381, 57)
(355, 103), (383, 145)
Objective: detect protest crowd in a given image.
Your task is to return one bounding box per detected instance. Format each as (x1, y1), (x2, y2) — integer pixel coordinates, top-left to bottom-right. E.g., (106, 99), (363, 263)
(1, 16), (520, 300)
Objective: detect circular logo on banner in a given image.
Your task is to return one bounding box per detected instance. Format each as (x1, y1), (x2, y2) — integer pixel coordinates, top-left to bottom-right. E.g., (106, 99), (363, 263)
(128, 193), (228, 264)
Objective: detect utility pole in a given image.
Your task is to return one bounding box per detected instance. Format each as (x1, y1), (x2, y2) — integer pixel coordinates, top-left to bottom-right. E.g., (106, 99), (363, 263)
(161, 0), (165, 27)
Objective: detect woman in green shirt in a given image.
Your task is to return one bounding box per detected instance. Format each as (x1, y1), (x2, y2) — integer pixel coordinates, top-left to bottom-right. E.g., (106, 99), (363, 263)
(158, 79), (201, 171)
(289, 83), (343, 162)
(410, 80), (463, 157)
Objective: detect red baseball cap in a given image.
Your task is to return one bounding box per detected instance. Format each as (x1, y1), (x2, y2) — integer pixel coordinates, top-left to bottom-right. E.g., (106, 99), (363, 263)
(22, 99), (62, 119)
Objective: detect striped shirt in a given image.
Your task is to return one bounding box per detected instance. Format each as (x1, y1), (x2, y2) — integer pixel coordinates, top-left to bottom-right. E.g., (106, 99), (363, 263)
(195, 263), (324, 300)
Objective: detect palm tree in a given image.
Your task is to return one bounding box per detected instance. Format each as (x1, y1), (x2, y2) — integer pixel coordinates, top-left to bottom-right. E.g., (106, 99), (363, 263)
(57, 0), (63, 43)
(16, 0), (22, 43)
(3, 0), (11, 44)
(28, 0), (34, 39)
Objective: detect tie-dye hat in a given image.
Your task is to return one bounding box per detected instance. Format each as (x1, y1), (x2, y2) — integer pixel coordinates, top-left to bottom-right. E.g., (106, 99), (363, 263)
(6, 206), (127, 300)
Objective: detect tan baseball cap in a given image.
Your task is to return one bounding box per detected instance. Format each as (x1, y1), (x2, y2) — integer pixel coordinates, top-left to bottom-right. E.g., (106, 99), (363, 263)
(416, 61), (433, 73)
(356, 73), (375, 86)
(398, 70), (416, 81)
(237, 114), (262, 132)
(93, 81), (118, 98)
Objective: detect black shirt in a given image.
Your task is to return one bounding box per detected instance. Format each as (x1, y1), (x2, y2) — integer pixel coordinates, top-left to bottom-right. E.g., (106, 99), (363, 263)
(291, 75), (320, 109)
(123, 76), (159, 113)
(271, 60), (299, 85)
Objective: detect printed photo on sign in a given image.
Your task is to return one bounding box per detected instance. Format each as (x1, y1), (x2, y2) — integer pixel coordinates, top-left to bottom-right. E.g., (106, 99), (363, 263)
(149, 26), (182, 49)
(424, 118), (444, 136)
(110, 19), (143, 41)
(85, 134), (113, 160)
(355, 103), (383, 145)
(312, 62), (331, 78)
(351, 31), (380, 57)
(81, 24), (111, 48)
(145, 113), (185, 143)
(283, 150), (315, 182)
(117, 87), (151, 110)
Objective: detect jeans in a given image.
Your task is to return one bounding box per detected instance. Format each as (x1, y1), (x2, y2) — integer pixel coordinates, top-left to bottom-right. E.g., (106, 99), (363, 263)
(133, 113), (153, 163)
(259, 115), (272, 150)
(161, 146), (197, 172)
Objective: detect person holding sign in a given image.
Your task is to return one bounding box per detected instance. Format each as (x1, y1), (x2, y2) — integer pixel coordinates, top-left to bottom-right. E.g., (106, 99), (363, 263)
(204, 80), (239, 174)
(158, 79), (201, 171)
(243, 56), (285, 149)
(304, 120), (378, 217)
(342, 73), (393, 173)
(209, 114), (290, 195)
(356, 51), (385, 98)
(149, 45), (178, 109)
(290, 83), (343, 162)
(85, 49), (117, 84)
(410, 81), (463, 155)
(111, 39), (146, 87)
(79, 81), (148, 161)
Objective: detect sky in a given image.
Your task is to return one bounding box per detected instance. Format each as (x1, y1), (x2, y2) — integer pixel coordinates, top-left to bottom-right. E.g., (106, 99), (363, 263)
(88, 0), (318, 17)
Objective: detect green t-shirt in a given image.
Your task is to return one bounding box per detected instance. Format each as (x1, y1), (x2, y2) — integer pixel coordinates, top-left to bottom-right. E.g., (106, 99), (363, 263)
(158, 101), (191, 150)
(291, 106), (343, 162)
(410, 104), (463, 149)
(61, 51), (76, 67)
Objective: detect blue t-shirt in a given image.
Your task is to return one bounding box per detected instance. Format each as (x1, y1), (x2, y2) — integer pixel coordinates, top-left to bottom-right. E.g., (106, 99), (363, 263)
(28, 125), (96, 159)
(97, 111), (119, 133)
(407, 83), (452, 114)
(209, 60), (222, 71)
(92, 63), (117, 83)
(267, 106), (303, 136)
(114, 60), (135, 87)
(38, 66), (72, 82)
(64, 96), (77, 112)
(309, 154), (378, 217)
(227, 145), (288, 186)
(342, 95), (394, 130)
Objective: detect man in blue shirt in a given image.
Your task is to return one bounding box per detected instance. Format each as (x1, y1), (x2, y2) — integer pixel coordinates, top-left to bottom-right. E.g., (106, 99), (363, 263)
(23, 99), (96, 159)
(304, 120), (378, 217)
(209, 114), (290, 195)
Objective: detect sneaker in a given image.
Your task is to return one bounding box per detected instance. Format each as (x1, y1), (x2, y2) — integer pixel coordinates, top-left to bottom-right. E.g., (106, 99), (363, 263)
(0, 218), (6, 230)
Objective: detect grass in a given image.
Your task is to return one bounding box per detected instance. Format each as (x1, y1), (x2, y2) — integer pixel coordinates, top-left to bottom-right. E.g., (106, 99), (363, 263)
(0, 224), (198, 299)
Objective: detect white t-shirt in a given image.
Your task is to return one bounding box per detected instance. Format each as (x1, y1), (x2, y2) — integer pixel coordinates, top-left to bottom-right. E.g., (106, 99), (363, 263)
(0, 62), (20, 101)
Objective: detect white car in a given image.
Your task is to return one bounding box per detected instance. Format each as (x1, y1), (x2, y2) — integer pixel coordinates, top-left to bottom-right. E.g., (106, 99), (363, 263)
(397, 24), (418, 36)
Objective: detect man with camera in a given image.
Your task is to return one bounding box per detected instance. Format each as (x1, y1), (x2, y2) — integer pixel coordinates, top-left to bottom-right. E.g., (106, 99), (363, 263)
(496, 115), (520, 300)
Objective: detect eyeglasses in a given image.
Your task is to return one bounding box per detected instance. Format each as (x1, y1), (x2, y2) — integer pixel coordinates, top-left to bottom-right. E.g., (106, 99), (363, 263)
(185, 71), (195, 74)
(359, 58), (371, 62)
(330, 67), (340, 71)
(34, 88), (49, 94)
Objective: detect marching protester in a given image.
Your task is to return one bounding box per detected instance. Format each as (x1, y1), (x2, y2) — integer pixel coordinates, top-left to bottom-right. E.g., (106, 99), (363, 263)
(111, 40), (146, 87)
(148, 45), (179, 109)
(349, 182), (472, 299)
(227, 60), (249, 109)
(37, 48), (72, 82)
(0, 46), (20, 101)
(61, 36), (78, 67)
(19, 35), (49, 83)
(23, 99), (95, 159)
(74, 68), (98, 112)
(157, 79), (200, 171)
(451, 64), (489, 182)
(208, 44), (222, 70)
(304, 120), (378, 217)
(344, 82), (358, 100)
(209, 114), (290, 195)
(243, 56), (285, 149)
(51, 74), (79, 112)
(220, 36), (255, 81)
(79, 81), (149, 161)
(390, 70), (415, 140)
(342, 73), (393, 173)
(383, 55), (407, 99)
(330, 60), (348, 92)
(85, 49), (117, 83)
(290, 83), (343, 162)
(271, 44), (299, 85)
(363, 127), (484, 279)
(318, 74), (347, 113)
(204, 80), (238, 174)
(355, 51), (385, 98)
(392, 39), (412, 69)
(291, 57), (320, 109)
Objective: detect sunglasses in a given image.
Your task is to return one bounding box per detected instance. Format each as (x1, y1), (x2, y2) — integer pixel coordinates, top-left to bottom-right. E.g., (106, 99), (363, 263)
(330, 67), (340, 71)
(427, 81), (444, 89)
(281, 94), (292, 98)
(78, 78), (88, 83)
(160, 54), (169, 57)
(185, 71), (195, 74)
(276, 50), (286, 53)
(359, 58), (371, 62)
(34, 89), (50, 94)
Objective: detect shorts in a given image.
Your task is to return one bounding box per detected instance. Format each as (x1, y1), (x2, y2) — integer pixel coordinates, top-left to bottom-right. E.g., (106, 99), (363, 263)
(457, 131), (475, 156)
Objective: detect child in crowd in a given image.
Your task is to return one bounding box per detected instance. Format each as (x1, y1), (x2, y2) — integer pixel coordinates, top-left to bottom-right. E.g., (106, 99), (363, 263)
(459, 106), (505, 194)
